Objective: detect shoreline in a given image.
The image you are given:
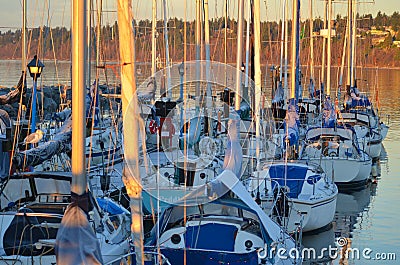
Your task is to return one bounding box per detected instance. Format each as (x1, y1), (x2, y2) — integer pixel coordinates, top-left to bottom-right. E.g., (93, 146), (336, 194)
(1, 59), (400, 70)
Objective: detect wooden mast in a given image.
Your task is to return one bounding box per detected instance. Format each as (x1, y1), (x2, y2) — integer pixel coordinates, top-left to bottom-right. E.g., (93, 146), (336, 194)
(151, 0), (157, 76)
(235, 0), (244, 111)
(254, 0), (262, 160)
(71, 0), (87, 196)
(117, 0), (144, 264)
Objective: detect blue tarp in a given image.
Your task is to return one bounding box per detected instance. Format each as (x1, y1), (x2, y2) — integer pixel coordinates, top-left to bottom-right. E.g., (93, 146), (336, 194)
(96, 198), (125, 215)
(185, 223), (237, 251)
(269, 165), (308, 198)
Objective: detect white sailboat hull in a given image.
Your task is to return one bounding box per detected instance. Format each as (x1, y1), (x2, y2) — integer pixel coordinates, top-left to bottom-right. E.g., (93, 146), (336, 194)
(364, 142), (382, 158)
(309, 158), (360, 183)
(358, 135), (382, 159)
(261, 194), (337, 233)
(247, 163), (338, 233)
(294, 195), (337, 232)
(354, 154), (372, 182)
(379, 123), (389, 140)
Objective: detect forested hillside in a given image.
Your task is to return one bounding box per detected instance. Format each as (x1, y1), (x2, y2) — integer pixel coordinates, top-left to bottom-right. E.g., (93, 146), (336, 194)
(0, 11), (399, 67)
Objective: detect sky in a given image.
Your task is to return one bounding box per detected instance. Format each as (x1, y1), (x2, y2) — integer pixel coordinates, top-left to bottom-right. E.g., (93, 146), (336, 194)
(0, 0), (398, 31)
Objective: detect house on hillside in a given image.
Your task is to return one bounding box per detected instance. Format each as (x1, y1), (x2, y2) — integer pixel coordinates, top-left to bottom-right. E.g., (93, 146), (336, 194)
(394, 40), (400, 48)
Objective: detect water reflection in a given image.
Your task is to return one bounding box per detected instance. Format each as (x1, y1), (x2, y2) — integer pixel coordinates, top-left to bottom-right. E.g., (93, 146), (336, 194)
(302, 226), (336, 264)
(334, 183), (374, 238)
(302, 180), (378, 264)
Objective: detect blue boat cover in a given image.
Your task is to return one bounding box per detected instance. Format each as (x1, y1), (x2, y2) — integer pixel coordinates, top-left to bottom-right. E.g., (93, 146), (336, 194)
(269, 165), (308, 198)
(96, 198), (125, 215)
(306, 175), (322, 185)
(185, 223), (237, 251)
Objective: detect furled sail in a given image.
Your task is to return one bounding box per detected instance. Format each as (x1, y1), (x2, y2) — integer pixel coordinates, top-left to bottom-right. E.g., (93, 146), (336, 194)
(223, 117), (243, 178)
(283, 100), (300, 147)
(323, 96), (336, 127)
(12, 118), (72, 170)
(12, 83), (97, 170)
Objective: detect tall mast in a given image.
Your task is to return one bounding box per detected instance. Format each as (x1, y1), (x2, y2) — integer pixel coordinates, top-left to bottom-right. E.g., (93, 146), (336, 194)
(284, 6), (289, 95)
(235, 0), (244, 111)
(223, 0), (229, 122)
(326, 0), (332, 96)
(290, 0), (300, 100)
(346, 0), (352, 87)
(339, 25), (348, 88)
(309, 0), (314, 82)
(279, 0), (286, 83)
(244, 0), (251, 93)
(71, 0), (87, 197)
(86, 0), (92, 87)
(22, 0), (27, 72)
(162, 0), (171, 97)
(195, 0), (201, 112)
(254, 0), (261, 159)
(183, 0), (187, 63)
(204, 0), (212, 136)
(204, 0), (211, 70)
(321, 0), (327, 90)
(224, 0), (228, 67)
(95, 0), (102, 79)
(117, 0), (144, 264)
(151, 0), (157, 76)
(351, 0), (356, 87)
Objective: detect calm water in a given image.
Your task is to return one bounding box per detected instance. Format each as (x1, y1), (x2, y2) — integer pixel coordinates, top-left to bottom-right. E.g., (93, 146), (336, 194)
(1, 59), (399, 264)
(303, 67), (400, 264)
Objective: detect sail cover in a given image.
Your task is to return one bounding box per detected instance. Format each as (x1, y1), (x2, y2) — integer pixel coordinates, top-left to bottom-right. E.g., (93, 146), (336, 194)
(182, 170), (296, 248)
(12, 118), (72, 170)
(55, 192), (103, 265)
(272, 82), (284, 104)
(223, 118), (243, 178)
(283, 101), (300, 147)
(323, 96), (336, 127)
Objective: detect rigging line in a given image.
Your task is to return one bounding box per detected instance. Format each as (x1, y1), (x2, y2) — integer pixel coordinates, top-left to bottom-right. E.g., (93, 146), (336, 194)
(10, 79), (26, 174)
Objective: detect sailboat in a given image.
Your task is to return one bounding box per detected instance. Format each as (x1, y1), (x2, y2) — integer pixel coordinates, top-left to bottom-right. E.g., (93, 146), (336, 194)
(298, 0), (371, 187)
(246, 0), (337, 233)
(145, 170), (301, 265)
(137, 0), (253, 213)
(54, 1), (132, 264)
(338, 0), (388, 158)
